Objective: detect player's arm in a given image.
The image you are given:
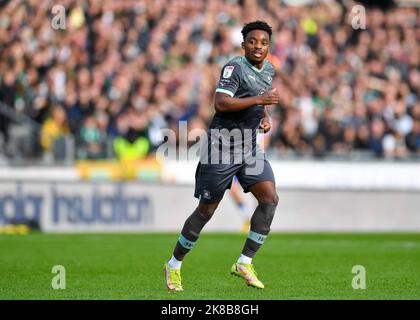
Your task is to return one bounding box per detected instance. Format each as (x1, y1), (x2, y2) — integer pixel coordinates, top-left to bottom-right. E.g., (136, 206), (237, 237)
(259, 106), (271, 133)
(259, 67), (276, 132)
(214, 91), (278, 113)
(263, 106), (270, 118)
(214, 63), (278, 113)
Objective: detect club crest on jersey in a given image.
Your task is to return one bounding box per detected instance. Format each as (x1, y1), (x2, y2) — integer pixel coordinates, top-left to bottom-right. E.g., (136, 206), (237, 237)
(203, 190), (211, 199)
(223, 66), (234, 78)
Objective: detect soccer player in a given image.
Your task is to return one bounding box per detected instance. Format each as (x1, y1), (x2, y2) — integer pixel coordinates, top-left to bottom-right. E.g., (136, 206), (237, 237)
(164, 21), (279, 291)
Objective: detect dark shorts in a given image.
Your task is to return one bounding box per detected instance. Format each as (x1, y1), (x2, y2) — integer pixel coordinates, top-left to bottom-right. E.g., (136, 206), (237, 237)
(194, 156), (275, 203)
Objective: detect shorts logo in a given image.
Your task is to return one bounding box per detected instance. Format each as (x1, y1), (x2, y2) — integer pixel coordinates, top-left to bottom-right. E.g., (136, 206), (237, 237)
(203, 190), (211, 199)
(223, 66), (234, 78)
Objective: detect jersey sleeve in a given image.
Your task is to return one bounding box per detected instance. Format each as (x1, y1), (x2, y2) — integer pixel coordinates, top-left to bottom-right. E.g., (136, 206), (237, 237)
(215, 62), (242, 97)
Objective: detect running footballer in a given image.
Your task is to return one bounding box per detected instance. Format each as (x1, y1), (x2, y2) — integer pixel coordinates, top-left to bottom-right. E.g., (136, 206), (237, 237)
(164, 21), (280, 291)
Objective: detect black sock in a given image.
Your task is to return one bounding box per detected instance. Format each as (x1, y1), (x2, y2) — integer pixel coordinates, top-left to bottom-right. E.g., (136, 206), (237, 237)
(241, 202), (277, 259)
(173, 208), (211, 261)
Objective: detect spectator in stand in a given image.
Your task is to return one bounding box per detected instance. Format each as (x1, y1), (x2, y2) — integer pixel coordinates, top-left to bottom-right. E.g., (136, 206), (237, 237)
(0, 0), (418, 161)
(406, 119), (420, 154)
(40, 106), (69, 160)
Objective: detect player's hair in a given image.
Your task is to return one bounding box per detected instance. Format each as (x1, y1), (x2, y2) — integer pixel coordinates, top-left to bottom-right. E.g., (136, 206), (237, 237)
(241, 21), (272, 40)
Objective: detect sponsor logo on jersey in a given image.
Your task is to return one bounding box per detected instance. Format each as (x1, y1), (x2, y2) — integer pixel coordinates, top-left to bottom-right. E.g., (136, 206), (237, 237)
(223, 66), (234, 78)
(248, 75), (256, 81)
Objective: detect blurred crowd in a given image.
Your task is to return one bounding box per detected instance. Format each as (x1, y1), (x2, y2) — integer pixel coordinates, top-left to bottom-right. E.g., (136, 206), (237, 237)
(0, 0), (419, 162)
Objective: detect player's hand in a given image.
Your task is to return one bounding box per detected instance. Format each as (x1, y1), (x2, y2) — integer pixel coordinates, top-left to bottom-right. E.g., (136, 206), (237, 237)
(257, 88), (279, 105)
(259, 117), (271, 133)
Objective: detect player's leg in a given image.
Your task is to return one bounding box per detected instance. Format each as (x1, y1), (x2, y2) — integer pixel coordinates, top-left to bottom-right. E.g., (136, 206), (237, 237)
(241, 180), (278, 260)
(171, 161), (234, 263)
(164, 200), (220, 291)
(171, 200), (220, 265)
(164, 161), (235, 291)
(231, 159), (278, 288)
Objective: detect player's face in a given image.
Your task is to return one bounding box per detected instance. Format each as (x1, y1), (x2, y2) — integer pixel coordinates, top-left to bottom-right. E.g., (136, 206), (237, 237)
(242, 30), (270, 65)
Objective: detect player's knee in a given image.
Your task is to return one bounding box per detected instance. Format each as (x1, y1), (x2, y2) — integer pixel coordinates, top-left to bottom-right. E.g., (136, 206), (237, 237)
(197, 202), (219, 220)
(198, 208), (215, 220)
(257, 191), (279, 206)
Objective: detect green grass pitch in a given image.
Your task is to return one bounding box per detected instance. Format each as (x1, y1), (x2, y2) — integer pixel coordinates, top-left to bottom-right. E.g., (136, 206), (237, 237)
(1, 232), (420, 300)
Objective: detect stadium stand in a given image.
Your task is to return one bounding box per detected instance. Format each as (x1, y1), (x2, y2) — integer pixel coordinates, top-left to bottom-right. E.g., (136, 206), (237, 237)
(0, 0), (419, 163)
